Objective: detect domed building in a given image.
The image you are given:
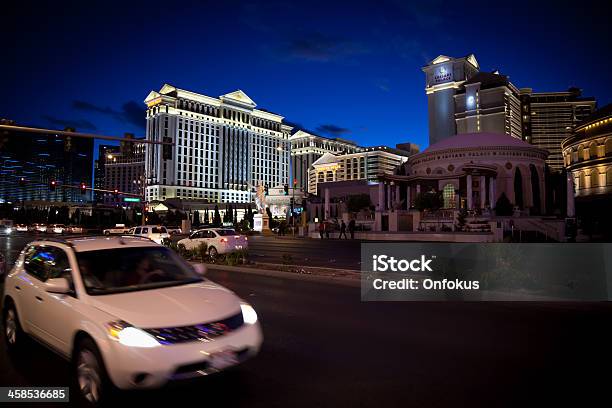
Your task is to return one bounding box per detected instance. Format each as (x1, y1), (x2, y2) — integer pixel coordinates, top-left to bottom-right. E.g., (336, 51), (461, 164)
(562, 104), (612, 238)
(381, 132), (549, 214)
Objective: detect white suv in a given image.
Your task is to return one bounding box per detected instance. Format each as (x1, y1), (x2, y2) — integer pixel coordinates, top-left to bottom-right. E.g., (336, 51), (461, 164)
(2, 236), (262, 404)
(130, 225), (170, 244)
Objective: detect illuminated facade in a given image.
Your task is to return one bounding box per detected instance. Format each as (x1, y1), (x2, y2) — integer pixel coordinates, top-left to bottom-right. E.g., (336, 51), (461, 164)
(289, 130), (361, 192)
(144, 85), (292, 203)
(0, 121), (94, 203)
(522, 88), (596, 171)
(308, 147), (409, 194)
(422, 54), (480, 145)
(455, 71), (523, 140)
(562, 104), (612, 198)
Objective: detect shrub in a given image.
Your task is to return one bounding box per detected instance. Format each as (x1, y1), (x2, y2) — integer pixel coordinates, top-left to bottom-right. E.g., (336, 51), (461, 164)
(196, 242), (208, 262)
(495, 193), (513, 216)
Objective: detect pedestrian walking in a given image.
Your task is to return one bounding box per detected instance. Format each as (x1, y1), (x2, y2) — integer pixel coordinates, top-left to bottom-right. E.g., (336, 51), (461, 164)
(339, 220), (348, 239)
(348, 219), (356, 240)
(318, 221), (325, 239)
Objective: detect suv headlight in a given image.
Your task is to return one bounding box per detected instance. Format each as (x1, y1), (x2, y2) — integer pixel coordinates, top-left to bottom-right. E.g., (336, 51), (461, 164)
(107, 321), (160, 348)
(240, 303), (258, 325)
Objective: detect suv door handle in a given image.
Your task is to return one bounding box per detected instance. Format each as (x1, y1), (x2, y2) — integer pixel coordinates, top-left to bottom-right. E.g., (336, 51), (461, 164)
(15, 285), (21, 291)
(35, 296), (44, 302)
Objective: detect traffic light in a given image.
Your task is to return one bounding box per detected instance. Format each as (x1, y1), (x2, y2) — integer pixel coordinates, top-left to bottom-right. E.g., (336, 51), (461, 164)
(283, 184), (289, 195)
(80, 182), (87, 195)
(19, 177), (26, 187)
(49, 180), (57, 191)
(293, 178), (298, 186)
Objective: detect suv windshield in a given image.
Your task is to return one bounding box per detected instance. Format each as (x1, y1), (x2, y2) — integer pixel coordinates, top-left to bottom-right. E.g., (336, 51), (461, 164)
(76, 247), (202, 295)
(216, 229), (237, 236)
(152, 227), (167, 233)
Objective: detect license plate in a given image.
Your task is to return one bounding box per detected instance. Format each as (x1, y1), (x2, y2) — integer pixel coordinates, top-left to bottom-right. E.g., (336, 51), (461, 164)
(209, 350), (238, 370)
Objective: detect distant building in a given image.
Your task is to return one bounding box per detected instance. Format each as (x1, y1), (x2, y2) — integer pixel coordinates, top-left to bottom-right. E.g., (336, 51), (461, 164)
(454, 71), (523, 140)
(307, 146), (410, 194)
(144, 84), (292, 204)
(94, 144), (120, 203)
(289, 130), (361, 192)
(422, 54), (480, 145)
(0, 120), (94, 203)
(101, 134), (145, 206)
(522, 87), (596, 171)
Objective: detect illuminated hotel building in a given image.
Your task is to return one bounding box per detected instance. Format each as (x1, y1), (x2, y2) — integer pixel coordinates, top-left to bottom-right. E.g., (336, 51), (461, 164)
(144, 85), (292, 203)
(522, 88), (596, 171)
(422, 54), (480, 145)
(454, 71), (523, 140)
(308, 146), (410, 194)
(290, 130), (361, 192)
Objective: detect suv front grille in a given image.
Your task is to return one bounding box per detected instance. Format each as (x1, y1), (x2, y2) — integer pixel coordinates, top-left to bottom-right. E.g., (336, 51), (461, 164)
(144, 312), (244, 345)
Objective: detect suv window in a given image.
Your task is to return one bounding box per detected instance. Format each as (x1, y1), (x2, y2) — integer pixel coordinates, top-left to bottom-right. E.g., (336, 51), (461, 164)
(152, 227), (166, 233)
(142, 228), (149, 234)
(23, 246), (71, 282)
(135, 227), (141, 234)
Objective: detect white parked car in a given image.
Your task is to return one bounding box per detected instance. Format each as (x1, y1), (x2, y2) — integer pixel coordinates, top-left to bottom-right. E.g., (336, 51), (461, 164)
(2, 236), (262, 404)
(130, 225), (170, 245)
(67, 225), (85, 234)
(47, 224), (67, 234)
(102, 224), (130, 236)
(15, 224), (29, 232)
(31, 223), (47, 233)
(178, 228), (248, 257)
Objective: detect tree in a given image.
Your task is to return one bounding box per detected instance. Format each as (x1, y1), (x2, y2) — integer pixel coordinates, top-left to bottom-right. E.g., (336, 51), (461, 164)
(192, 210), (200, 227)
(456, 209), (468, 231)
(347, 194), (371, 214)
(414, 191), (443, 212)
(495, 193), (513, 216)
(213, 205), (222, 227)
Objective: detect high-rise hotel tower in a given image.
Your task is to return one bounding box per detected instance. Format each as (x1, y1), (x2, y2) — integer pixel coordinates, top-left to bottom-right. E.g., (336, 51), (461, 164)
(144, 84), (292, 203)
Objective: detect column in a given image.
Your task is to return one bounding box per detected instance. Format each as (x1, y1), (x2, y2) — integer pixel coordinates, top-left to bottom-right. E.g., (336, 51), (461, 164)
(377, 182), (384, 211)
(324, 187), (330, 220)
(466, 174), (473, 210)
(406, 185), (411, 210)
(567, 173), (575, 217)
(480, 175), (486, 208)
(395, 185), (401, 209)
(489, 177), (496, 209)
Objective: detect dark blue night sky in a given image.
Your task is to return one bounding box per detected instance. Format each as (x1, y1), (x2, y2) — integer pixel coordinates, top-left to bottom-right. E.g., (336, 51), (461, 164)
(3, 0), (611, 154)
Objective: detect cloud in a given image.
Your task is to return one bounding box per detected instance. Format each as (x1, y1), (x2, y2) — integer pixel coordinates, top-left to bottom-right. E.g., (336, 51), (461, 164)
(72, 100), (145, 129)
(281, 32), (370, 62)
(42, 115), (97, 131)
(316, 124), (351, 136)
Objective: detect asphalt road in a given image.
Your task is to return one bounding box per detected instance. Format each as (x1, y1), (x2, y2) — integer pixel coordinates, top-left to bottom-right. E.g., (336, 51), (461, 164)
(1, 262), (612, 407)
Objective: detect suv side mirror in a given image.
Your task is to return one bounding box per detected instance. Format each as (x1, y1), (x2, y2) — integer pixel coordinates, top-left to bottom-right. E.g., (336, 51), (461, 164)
(193, 263), (207, 276)
(45, 278), (71, 294)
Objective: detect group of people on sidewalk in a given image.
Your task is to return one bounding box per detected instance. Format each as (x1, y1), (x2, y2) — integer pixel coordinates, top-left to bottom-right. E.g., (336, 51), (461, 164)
(318, 219), (356, 239)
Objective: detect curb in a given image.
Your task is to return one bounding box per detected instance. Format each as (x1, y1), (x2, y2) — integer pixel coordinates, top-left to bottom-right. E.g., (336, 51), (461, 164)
(204, 263), (361, 288)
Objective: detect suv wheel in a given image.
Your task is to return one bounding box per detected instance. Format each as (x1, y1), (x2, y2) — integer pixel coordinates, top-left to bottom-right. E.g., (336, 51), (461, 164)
(3, 304), (23, 350)
(75, 338), (111, 405)
(209, 246), (218, 258)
